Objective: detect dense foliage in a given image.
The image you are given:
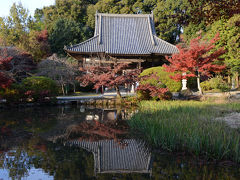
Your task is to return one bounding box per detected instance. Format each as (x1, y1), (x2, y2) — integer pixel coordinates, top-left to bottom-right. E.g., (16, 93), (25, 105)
(0, 3), (50, 61)
(188, 0), (240, 25)
(140, 66), (182, 92)
(204, 14), (240, 75)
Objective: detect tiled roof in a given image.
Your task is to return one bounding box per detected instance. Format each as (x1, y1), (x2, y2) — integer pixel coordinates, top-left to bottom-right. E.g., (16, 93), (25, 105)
(65, 13), (178, 55)
(67, 139), (152, 174)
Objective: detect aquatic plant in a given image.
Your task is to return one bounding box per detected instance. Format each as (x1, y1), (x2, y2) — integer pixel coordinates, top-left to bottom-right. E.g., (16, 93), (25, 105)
(129, 101), (240, 162)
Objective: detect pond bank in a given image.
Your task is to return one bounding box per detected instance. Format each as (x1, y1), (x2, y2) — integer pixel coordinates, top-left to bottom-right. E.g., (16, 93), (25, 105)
(0, 92), (136, 108)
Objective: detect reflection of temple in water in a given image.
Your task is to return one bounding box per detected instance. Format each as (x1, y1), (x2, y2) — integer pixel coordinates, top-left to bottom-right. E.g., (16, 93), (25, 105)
(66, 139), (152, 175)
(47, 118), (152, 175)
(45, 106), (151, 175)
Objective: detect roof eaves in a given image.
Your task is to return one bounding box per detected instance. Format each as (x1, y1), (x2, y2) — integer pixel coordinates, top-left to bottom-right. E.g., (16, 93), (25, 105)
(153, 35), (179, 53)
(65, 35), (99, 50)
(105, 53), (151, 56)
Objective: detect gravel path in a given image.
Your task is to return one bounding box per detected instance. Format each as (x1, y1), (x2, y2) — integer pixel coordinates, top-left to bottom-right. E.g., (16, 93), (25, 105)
(216, 113), (240, 128)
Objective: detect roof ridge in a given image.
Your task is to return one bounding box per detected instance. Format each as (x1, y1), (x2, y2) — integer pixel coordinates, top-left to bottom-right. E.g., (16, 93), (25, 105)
(96, 13), (152, 18)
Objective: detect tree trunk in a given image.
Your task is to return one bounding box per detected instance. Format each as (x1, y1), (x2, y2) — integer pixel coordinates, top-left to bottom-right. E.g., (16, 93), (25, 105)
(236, 72), (239, 88)
(116, 109), (122, 121)
(73, 83), (76, 93)
(101, 85), (104, 94)
(115, 86), (122, 99)
(232, 76), (235, 89)
(228, 75), (231, 84)
(197, 73), (203, 95)
(65, 85), (68, 95)
(61, 84), (65, 95)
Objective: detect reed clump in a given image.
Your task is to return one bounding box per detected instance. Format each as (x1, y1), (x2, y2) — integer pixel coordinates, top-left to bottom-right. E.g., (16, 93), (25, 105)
(129, 101), (240, 162)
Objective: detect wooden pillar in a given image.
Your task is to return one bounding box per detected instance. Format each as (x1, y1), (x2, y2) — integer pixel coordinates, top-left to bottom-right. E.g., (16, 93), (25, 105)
(138, 62), (141, 69)
(83, 57), (86, 68)
(78, 60), (83, 68)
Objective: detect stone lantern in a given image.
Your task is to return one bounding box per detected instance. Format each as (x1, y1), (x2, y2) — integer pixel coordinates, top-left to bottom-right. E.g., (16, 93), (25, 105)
(182, 73), (187, 90)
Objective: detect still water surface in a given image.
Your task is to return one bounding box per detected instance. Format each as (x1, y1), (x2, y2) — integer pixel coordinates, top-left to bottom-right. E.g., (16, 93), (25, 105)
(0, 105), (240, 180)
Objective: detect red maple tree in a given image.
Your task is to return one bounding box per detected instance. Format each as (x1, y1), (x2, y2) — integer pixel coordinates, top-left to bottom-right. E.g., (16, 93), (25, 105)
(77, 63), (141, 98)
(0, 50), (13, 89)
(163, 34), (226, 94)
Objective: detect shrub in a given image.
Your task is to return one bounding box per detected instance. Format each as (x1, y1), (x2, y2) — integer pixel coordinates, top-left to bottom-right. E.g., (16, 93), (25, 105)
(0, 88), (19, 103)
(200, 76), (230, 92)
(22, 76), (59, 96)
(140, 66), (182, 92)
(137, 73), (172, 100)
(0, 77), (59, 103)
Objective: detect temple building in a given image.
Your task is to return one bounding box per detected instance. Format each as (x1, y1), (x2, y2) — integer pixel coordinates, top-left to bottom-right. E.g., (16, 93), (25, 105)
(64, 12), (178, 68)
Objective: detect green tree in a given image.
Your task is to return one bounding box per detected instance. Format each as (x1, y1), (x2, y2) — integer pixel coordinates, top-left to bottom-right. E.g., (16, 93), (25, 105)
(188, 0), (240, 25)
(35, 0), (96, 55)
(0, 3), (32, 48)
(48, 18), (88, 54)
(204, 14), (240, 86)
(0, 3), (50, 61)
(182, 22), (206, 42)
(153, 0), (190, 44)
(225, 15), (240, 74)
(28, 29), (50, 61)
(33, 8), (45, 31)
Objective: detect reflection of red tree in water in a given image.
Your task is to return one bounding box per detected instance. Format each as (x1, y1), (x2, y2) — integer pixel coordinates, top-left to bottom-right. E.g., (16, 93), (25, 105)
(67, 120), (129, 147)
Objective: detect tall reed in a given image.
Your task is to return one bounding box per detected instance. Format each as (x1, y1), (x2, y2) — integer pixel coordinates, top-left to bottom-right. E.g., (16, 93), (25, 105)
(129, 101), (240, 162)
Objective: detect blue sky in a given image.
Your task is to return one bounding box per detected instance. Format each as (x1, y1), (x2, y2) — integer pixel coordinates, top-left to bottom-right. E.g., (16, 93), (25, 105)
(0, 0), (55, 17)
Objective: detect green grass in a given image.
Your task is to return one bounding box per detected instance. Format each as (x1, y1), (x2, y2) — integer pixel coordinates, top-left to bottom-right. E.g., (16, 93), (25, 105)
(129, 101), (240, 162)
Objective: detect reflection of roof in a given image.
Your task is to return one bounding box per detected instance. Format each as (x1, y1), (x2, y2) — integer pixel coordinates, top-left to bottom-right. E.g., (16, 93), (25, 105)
(67, 139), (152, 174)
(65, 13), (178, 56)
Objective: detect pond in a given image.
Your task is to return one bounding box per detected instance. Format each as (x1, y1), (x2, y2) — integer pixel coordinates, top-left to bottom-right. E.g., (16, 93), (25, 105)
(0, 105), (240, 180)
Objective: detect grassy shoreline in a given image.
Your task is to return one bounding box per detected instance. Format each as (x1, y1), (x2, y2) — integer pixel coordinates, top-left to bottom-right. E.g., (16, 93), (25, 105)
(129, 101), (240, 163)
